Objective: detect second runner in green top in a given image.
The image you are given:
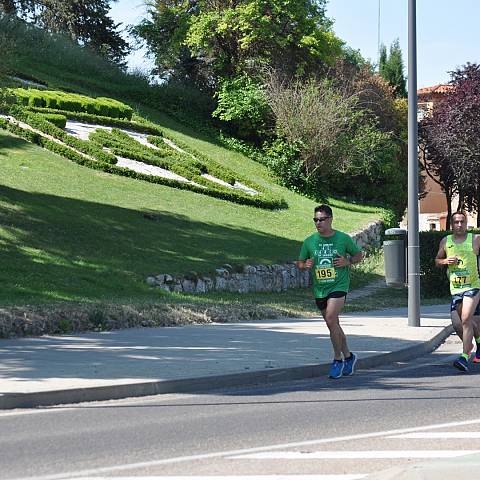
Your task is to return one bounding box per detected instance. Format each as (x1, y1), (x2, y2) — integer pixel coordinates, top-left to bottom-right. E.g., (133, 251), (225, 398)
(446, 232), (480, 295)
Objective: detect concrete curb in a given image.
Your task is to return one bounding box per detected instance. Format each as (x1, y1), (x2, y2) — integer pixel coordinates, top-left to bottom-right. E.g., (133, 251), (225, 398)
(0, 324), (454, 410)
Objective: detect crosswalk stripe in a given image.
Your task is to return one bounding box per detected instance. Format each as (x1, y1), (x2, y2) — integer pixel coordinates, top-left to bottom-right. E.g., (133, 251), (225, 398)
(387, 432), (480, 439)
(229, 450), (480, 460)
(15, 419), (480, 480)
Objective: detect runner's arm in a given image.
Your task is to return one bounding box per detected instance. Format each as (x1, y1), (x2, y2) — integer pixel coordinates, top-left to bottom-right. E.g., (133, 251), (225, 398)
(349, 251), (364, 266)
(435, 237), (457, 266)
(296, 259), (314, 270)
(474, 234), (480, 256)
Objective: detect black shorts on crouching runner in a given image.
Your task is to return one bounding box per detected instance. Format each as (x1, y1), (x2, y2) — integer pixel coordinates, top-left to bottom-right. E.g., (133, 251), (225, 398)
(315, 291), (347, 311)
(450, 288), (480, 314)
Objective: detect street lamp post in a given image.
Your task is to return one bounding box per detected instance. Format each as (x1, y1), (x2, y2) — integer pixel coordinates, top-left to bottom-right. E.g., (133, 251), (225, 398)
(407, 0), (421, 326)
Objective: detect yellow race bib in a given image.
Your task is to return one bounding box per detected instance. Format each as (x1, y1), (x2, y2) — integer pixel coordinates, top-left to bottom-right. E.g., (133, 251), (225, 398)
(315, 267), (336, 281)
(451, 271), (471, 287)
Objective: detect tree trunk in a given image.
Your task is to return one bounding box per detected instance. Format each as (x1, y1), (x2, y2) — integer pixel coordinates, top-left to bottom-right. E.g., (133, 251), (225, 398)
(446, 190), (453, 230)
(457, 190), (465, 212)
(477, 190), (480, 227)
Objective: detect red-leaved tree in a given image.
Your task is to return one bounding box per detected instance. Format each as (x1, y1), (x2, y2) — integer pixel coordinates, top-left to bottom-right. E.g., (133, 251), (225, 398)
(419, 63), (480, 228)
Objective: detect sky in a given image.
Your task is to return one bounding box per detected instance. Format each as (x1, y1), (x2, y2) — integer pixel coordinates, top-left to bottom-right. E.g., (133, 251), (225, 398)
(110, 0), (480, 88)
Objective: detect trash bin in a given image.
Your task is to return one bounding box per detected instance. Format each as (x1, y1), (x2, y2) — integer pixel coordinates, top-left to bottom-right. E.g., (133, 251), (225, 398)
(383, 228), (407, 287)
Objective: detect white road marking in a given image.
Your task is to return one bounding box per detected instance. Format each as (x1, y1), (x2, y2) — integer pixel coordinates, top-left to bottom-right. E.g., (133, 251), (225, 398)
(11, 418), (480, 480)
(0, 407), (75, 418)
(74, 476), (367, 480)
(388, 432), (480, 439)
(229, 450), (480, 460)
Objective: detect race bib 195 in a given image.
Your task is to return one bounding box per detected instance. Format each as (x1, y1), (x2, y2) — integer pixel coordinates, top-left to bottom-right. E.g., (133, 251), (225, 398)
(315, 267), (336, 281)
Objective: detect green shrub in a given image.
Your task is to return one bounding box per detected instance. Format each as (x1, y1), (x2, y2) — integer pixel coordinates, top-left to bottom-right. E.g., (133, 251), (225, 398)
(38, 113), (67, 129)
(213, 76), (271, 141)
(57, 318), (73, 334)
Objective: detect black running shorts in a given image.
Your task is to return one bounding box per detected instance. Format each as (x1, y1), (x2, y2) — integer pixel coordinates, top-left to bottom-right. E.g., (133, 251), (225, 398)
(315, 291), (347, 311)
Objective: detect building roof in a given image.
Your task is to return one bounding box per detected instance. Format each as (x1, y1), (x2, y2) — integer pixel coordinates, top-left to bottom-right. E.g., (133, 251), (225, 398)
(417, 84), (454, 96)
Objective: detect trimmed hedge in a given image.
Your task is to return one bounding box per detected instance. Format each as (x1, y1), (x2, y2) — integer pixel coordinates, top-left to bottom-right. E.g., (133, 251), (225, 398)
(11, 88), (133, 120)
(26, 107), (163, 136)
(156, 132), (262, 191)
(6, 98), (286, 207)
(419, 230), (449, 298)
(10, 108), (117, 165)
(0, 117), (287, 210)
(37, 113), (67, 129)
(102, 128), (283, 206)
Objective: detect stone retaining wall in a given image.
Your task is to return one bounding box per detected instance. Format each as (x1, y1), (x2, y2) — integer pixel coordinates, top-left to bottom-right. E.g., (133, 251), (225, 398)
(147, 220), (383, 294)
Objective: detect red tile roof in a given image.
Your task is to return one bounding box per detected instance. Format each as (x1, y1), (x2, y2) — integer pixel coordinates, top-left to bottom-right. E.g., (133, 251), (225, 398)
(417, 84), (454, 95)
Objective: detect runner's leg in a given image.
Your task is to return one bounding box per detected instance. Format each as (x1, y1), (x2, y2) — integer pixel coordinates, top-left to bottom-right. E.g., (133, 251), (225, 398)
(459, 293), (480, 356)
(322, 296), (348, 360)
(451, 309), (463, 339)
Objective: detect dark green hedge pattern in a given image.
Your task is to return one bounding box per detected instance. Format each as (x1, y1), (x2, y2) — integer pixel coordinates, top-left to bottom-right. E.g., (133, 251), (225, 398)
(37, 113), (67, 129)
(89, 128), (175, 168)
(89, 128), (287, 208)
(149, 133), (262, 193)
(11, 108), (117, 165)
(11, 88), (133, 120)
(0, 118), (287, 209)
(26, 107), (163, 136)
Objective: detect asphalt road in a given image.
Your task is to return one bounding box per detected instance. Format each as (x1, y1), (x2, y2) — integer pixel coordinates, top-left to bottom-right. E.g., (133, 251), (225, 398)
(2, 334), (480, 480)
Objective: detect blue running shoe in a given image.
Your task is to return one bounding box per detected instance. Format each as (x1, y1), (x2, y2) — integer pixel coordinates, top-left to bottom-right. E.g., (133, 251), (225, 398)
(328, 359), (344, 379)
(343, 352), (357, 376)
(453, 355), (469, 372)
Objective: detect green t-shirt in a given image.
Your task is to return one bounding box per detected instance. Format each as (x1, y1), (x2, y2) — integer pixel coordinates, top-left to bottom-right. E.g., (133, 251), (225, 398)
(299, 230), (362, 298)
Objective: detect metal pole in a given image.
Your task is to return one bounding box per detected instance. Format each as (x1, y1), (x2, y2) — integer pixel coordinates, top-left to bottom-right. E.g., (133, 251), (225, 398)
(408, 0), (420, 326)
(377, 0), (381, 66)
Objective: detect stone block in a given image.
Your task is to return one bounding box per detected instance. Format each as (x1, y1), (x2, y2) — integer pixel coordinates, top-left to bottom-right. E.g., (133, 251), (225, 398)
(146, 276), (157, 286)
(195, 278), (206, 293)
(215, 276), (227, 291)
(181, 279), (195, 293)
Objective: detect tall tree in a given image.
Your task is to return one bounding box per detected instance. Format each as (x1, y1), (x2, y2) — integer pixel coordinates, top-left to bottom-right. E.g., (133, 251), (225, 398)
(419, 63), (480, 227)
(0, 0), (129, 65)
(378, 43), (387, 77)
(133, 0), (343, 88)
(378, 39), (406, 98)
(419, 117), (457, 229)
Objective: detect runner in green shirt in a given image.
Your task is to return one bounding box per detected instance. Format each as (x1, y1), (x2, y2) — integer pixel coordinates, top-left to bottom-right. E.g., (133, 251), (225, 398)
(435, 210), (480, 372)
(297, 205), (363, 379)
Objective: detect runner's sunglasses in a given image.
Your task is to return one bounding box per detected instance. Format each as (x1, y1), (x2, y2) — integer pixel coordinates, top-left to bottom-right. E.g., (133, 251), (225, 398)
(313, 216), (331, 223)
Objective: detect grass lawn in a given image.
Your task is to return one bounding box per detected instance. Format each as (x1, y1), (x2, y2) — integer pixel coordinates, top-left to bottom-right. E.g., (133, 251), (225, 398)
(0, 24), (386, 309)
(0, 128), (383, 305)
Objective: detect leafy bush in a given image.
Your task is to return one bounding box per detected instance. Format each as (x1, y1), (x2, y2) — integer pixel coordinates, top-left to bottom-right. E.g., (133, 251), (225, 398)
(213, 76), (271, 141)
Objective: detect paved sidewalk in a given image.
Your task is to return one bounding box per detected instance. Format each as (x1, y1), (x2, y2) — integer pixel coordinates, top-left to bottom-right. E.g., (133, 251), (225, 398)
(0, 303), (453, 410)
